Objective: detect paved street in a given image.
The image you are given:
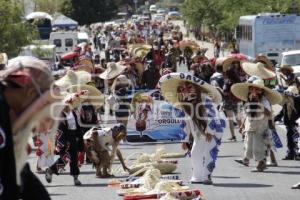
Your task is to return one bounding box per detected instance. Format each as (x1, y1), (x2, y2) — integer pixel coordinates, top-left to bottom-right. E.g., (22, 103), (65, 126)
(29, 130), (300, 200)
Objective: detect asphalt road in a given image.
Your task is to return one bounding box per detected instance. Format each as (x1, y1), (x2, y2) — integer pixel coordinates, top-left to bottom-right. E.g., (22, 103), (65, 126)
(28, 131), (300, 200)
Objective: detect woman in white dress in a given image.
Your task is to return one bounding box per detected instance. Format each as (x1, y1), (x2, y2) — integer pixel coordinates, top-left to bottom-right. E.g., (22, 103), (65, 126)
(35, 131), (54, 173)
(159, 73), (228, 184)
(33, 118), (55, 173)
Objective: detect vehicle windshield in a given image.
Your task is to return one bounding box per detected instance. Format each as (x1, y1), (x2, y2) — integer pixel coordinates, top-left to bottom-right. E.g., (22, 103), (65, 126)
(282, 54), (300, 66)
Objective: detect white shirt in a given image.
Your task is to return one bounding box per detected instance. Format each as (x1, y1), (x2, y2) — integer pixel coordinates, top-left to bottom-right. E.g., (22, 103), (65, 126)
(96, 128), (114, 151)
(64, 111), (76, 130)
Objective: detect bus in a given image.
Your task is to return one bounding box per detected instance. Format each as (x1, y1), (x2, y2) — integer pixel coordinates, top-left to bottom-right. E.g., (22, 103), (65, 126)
(26, 12), (52, 40)
(236, 13), (300, 64)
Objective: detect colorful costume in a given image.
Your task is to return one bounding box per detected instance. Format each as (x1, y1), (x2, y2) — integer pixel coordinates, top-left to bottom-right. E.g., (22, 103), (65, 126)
(182, 97), (227, 182)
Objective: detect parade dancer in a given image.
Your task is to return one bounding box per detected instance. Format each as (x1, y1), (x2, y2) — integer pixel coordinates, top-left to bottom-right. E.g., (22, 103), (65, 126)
(83, 124), (129, 178)
(232, 78), (282, 172)
(159, 73), (228, 184)
(281, 86), (300, 160)
(45, 91), (89, 186)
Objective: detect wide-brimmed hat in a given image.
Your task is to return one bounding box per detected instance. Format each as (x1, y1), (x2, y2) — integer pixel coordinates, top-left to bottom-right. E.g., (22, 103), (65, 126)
(272, 104), (282, 117)
(55, 70), (92, 89)
(159, 73), (222, 105)
(255, 55), (273, 69)
(64, 90), (89, 109)
(215, 57), (240, 72)
(231, 79), (282, 105)
(99, 62), (126, 80)
(241, 62), (276, 80)
(68, 84), (104, 108)
(279, 64), (294, 73)
(75, 58), (94, 73)
(2, 56), (60, 133)
(284, 85), (299, 96)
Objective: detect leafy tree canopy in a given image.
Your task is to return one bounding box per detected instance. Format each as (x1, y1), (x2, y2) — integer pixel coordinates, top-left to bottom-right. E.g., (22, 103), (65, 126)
(182, 0), (300, 31)
(0, 0), (37, 56)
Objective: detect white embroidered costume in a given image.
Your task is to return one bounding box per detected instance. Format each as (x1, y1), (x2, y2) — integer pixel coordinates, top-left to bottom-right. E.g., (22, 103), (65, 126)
(181, 96), (228, 182)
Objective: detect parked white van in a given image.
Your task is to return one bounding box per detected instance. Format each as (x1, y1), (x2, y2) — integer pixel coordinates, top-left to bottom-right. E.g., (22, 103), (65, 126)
(49, 31), (78, 54)
(149, 5), (157, 13)
(279, 50), (300, 77)
(78, 32), (89, 44)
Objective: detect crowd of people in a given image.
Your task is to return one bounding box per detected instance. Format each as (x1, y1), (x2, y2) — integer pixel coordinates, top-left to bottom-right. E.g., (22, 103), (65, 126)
(1, 16), (300, 200)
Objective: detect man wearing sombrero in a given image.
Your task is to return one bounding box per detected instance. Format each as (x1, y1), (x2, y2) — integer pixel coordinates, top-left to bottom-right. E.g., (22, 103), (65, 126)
(278, 64), (299, 89)
(232, 78), (282, 171)
(0, 56), (61, 199)
(280, 86), (300, 161)
(241, 60), (280, 166)
(159, 73), (228, 184)
(216, 56), (246, 142)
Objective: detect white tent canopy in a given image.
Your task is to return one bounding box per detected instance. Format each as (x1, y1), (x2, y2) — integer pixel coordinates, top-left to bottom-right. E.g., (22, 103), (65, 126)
(52, 13), (78, 30)
(26, 12), (53, 21)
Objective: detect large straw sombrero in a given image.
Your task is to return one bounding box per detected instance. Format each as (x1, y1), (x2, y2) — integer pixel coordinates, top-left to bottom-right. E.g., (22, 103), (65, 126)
(272, 104), (282, 117)
(98, 62), (126, 80)
(279, 64), (294, 73)
(284, 85), (299, 96)
(231, 79), (282, 105)
(255, 55), (273, 69)
(64, 90), (89, 109)
(75, 58), (94, 73)
(215, 57), (240, 72)
(241, 62), (276, 80)
(55, 70), (92, 89)
(68, 84), (104, 108)
(159, 73), (222, 105)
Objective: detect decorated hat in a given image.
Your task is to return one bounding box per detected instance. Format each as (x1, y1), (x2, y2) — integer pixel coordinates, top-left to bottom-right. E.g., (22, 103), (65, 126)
(55, 70), (92, 89)
(231, 79), (282, 105)
(67, 84), (104, 108)
(215, 57), (240, 72)
(3, 56), (60, 133)
(241, 62), (276, 80)
(159, 72), (222, 105)
(63, 90), (89, 109)
(98, 62), (126, 80)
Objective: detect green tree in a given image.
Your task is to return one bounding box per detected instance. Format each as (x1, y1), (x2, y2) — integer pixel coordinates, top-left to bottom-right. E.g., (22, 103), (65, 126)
(61, 0), (119, 25)
(33, 0), (66, 14)
(0, 0), (37, 56)
(182, 0), (300, 33)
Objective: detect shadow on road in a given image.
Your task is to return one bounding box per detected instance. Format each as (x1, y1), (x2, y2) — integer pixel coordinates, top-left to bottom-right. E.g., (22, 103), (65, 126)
(218, 155), (239, 158)
(46, 183), (107, 188)
(213, 176), (240, 179)
(213, 183), (273, 188)
(59, 171), (95, 175)
(77, 183), (108, 187)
